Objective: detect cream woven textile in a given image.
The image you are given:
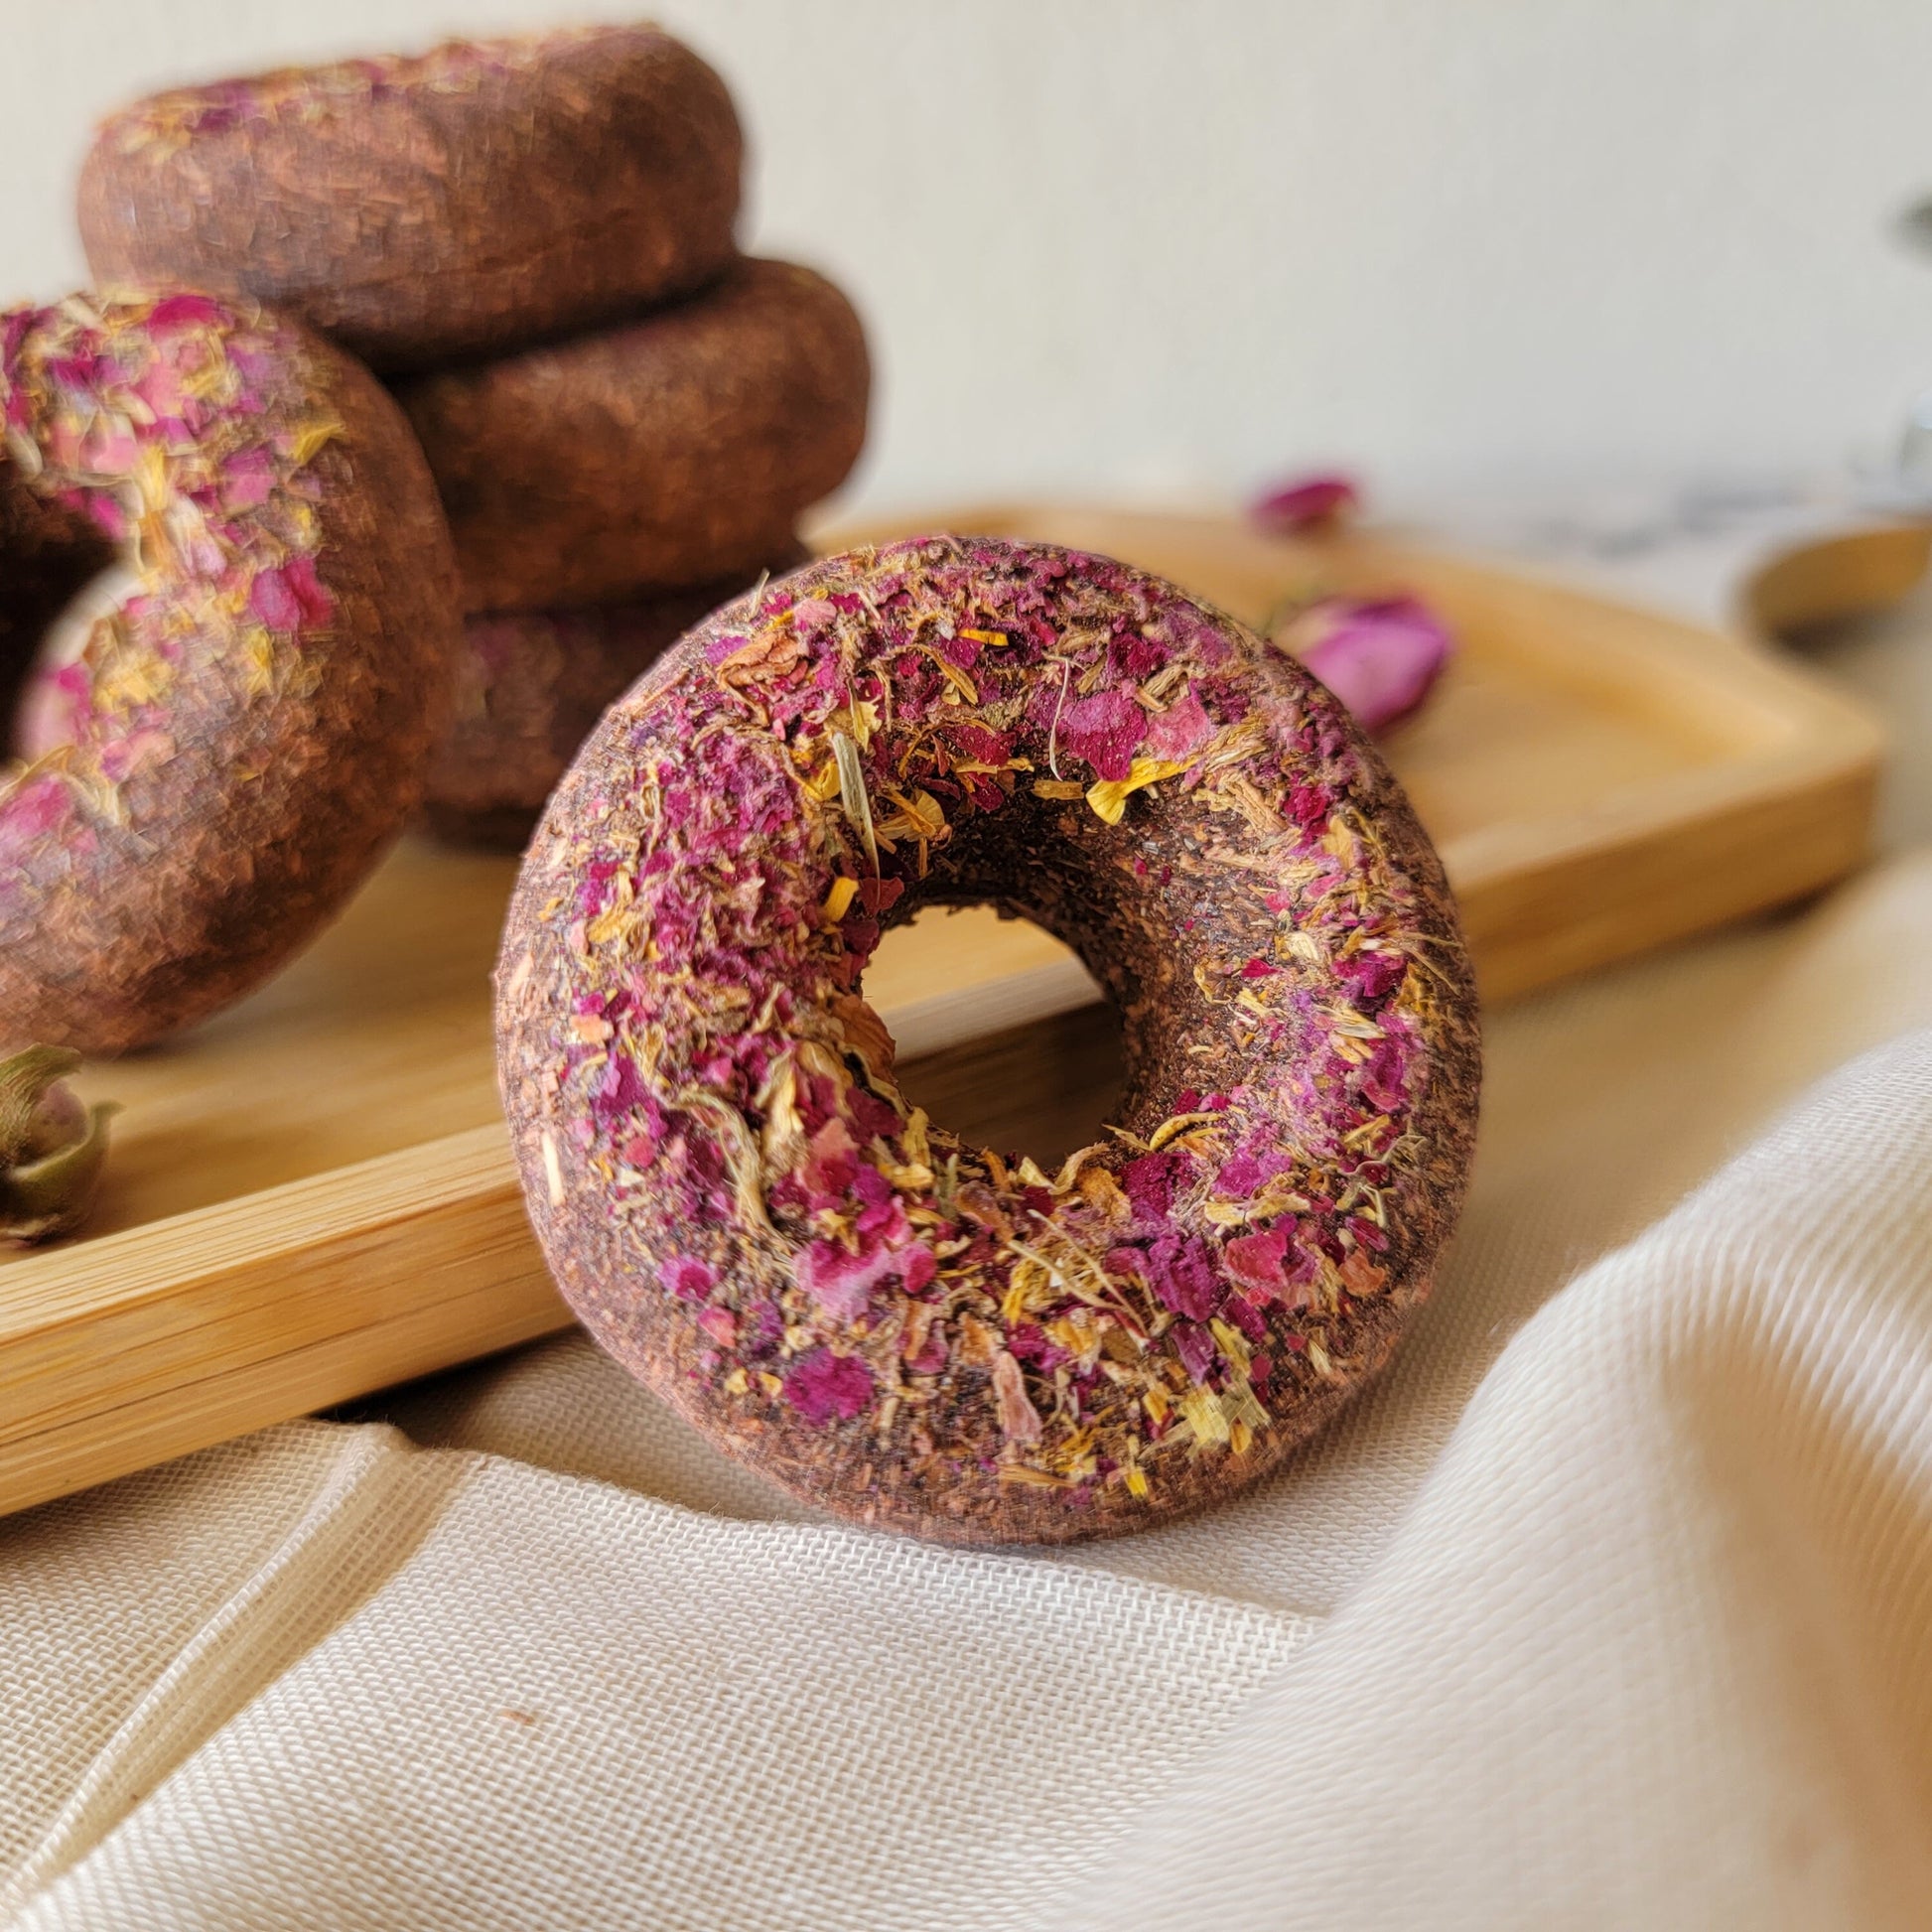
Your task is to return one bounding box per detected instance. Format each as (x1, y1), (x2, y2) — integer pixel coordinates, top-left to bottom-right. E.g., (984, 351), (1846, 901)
(5, 579), (1932, 1928)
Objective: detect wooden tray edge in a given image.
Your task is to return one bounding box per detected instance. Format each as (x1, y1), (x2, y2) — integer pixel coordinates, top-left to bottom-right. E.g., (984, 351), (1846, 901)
(0, 1124), (569, 1518)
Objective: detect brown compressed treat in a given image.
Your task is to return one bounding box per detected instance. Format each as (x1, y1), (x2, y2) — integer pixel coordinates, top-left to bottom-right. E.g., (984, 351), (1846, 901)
(1, 291), (460, 1054)
(495, 537), (1481, 1545)
(426, 548), (809, 851)
(397, 259), (869, 613)
(76, 27), (742, 373)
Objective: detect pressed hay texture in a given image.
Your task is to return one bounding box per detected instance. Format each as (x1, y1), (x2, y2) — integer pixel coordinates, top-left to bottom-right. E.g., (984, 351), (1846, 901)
(0, 292), (459, 1054)
(496, 537), (1481, 1544)
(427, 549), (809, 852)
(398, 260), (870, 614)
(76, 26), (742, 373)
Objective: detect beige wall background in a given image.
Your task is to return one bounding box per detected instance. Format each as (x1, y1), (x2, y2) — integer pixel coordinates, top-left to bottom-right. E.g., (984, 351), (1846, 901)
(3, 0), (1929, 520)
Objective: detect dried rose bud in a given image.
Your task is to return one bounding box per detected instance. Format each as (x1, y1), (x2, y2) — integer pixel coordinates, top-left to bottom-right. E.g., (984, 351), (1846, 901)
(1250, 472), (1361, 533)
(1277, 594), (1454, 734)
(0, 1045), (117, 1244)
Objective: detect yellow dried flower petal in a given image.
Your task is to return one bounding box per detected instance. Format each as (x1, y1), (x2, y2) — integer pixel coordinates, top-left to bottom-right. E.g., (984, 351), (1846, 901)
(757, 1056), (805, 1173)
(231, 624), (273, 698)
(832, 730), (878, 872)
(829, 698), (881, 750)
(998, 1464), (1072, 1487)
(931, 655), (979, 703)
(821, 875), (860, 920)
(1085, 757), (1194, 825)
(289, 416), (345, 467)
(1148, 1109), (1220, 1153)
(1209, 1316), (1252, 1377)
(1178, 1384), (1230, 1446)
(881, 786), (947, 841)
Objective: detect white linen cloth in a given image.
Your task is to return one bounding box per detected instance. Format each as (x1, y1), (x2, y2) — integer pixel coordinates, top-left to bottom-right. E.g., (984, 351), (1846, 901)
(5, 559), (1932, 1929)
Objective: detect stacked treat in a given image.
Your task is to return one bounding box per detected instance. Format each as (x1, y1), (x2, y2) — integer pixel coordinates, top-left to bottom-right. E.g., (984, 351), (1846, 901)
(79, 23), (871, 847)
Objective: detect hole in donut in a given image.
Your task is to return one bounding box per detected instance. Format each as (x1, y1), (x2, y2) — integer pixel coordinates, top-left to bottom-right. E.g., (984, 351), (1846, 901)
(0, 480), (120, 765)
(869, 907), (1126, 1171)
(8, 565), (140, 761)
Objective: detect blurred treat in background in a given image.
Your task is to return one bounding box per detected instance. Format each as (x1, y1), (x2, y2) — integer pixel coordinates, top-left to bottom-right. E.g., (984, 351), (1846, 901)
(425, 546), (810, 852)
(75, 26), (744, 372)
(394, 258), (869, 613)
(76, 23), (872, 849)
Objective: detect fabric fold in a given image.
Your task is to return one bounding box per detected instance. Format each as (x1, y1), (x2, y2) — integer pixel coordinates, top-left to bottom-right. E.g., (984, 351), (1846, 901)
(1062, 1033), (1932, 1929)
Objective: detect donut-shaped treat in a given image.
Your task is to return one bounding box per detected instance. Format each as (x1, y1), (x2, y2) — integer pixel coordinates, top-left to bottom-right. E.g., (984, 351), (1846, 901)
(77, 27), (742, 372)
(397, 260), (869, 613)
(496, 537), (1480, 1544)
(427, 551), (810, 851)
(2, 292), (460, 1054)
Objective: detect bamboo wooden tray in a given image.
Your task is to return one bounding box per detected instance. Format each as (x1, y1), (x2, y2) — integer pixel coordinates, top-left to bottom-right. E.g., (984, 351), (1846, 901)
(0, 505), (1902, 1519)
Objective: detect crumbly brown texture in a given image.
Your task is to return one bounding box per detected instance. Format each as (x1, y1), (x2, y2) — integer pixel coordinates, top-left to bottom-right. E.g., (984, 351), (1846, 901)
(396, 260), (870, 613)
(426, 548), (808, 851)
(76, 26), (742, 373)
(496, 538), (1481, 1545)
(0, 293), (460, 1055)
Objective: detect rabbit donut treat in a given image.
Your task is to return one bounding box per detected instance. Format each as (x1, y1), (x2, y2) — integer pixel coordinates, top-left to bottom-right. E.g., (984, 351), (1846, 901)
(78, 26), (742, 371)
(396, 260), (869, 613)
(495, 537), (1480, 1545)
(1, 292), (459, 1053)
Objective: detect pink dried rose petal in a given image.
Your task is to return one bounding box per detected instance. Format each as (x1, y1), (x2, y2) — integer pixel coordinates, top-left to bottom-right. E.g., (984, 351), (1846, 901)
(1172, 1320), (1217, 1385)
(1142, 688), (1214, 761)
(795, 1236), (900, 1321)
(1250, 473), (1361, 533)
(1294, 596), (1452, 734)
(696, 1306), (739, 1347)
(1056, 688), (1145, 780)
(660, 1257), (716, 1301)
(1223, 1222), (1292, 1296)
(783, 1347), (874, 1425)
(144, 292), (228, 335)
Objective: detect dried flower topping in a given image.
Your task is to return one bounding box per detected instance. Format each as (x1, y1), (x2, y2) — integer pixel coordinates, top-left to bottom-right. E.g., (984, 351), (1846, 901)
(0, 1045), (116, 1243)
(498, 536), (1479, 1539)
(1, 292), (338, 853)
(104, 29), (620, 155)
